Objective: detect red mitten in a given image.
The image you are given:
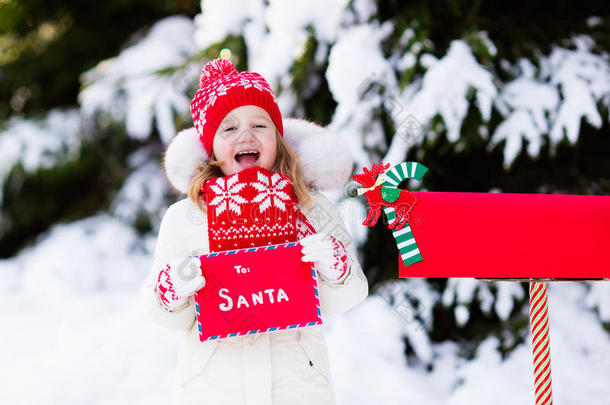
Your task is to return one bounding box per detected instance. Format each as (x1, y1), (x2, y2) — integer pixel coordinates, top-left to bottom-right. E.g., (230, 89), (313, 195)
(156, 257), (206, 311)
(300, 233), (349, 283)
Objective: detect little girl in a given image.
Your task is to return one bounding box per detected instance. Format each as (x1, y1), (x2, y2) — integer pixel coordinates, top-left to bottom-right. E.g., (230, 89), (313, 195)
(145, 58), (368, 405)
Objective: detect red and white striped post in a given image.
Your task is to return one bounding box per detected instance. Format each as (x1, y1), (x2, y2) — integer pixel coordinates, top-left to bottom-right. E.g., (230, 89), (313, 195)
(529, 281), (553, 405)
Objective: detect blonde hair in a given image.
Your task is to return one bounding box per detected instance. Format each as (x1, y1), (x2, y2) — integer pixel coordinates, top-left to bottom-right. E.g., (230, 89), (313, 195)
(188, 128), (313, 212)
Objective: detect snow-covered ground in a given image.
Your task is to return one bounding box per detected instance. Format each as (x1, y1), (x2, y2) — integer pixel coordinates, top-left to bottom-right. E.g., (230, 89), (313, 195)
(0, 213), (609, 404)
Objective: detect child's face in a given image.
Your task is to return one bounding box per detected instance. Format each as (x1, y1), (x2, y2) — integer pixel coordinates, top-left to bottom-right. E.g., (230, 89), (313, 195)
(212, 105), (278, 176)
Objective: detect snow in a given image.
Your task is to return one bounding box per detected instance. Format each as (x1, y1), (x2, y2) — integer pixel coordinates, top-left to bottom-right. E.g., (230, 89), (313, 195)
(78, 15), (198, 144)
(266, 0), (348, 45)
(398, 52), (417, 71)
(251, 0), (350, 82)
(442, 279), (526, 323)
(193, 0), (262, 51)
(401, 40), (497, 142)
(325, 296), (455, 404)
(546, 36), (609, 144)
(586, 282), (610, 323)
(71, 1), (610, 175)
(492, 76), (559, 164)
(110, 148), (170, 228)
(492, 35), (610, 166)
(0, 288), (177, 404)
(382, 40), (498, 166)
(454, 305), (470, 326)
(194, 0), (351, 116)
(0, 108), (82, 204)
(376, 279), (436, 363)
(587, 16), (603, 28)
(493, 109), (545, 165)
(320, 20), (609, 168)
(495, 282), (525, 321)
(327, 282), (610, 405)
(5, 214), (153, 295)
(0, 213), (175, 403)
(325, 21), (395, 169)
(75, 1), (610, 173)
(350, 0), (377, 23)
(327, 23), (395, 110)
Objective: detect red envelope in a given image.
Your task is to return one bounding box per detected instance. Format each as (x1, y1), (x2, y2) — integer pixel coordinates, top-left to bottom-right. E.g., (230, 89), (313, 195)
(193, 242), (322, 342)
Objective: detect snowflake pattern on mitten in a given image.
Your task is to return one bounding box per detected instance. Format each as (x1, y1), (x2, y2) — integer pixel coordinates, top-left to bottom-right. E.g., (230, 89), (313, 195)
(205, 166), (299, 251)
(328, 236), (349, 282)
(156, 263), (187, 311)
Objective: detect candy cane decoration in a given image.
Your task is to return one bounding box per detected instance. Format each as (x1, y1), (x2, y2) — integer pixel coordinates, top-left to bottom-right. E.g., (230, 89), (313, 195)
(529, 281), (554, 405)
(381, 162), (428, 266)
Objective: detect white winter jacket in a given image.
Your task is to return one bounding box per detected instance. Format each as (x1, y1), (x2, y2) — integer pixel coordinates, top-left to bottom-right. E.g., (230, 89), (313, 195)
(144, 190), (369, 405)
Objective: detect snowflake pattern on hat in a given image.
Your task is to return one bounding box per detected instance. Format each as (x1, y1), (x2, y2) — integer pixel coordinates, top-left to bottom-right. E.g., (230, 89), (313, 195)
(198, 74), (277, 114)
(190, 58), (283, 155)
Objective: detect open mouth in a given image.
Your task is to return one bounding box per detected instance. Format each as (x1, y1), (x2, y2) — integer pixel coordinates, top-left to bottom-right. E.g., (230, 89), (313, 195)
(234, 150), (261, 168)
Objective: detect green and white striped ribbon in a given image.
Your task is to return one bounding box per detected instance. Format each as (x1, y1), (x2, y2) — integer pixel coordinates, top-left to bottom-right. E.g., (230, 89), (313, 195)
(381, 161), (428, 187)
(383, 211), (422, 266)
(380, 162), (428, 267)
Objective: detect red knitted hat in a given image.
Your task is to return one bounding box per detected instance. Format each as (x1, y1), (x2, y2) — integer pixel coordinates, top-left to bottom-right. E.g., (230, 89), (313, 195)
(190, 58), (284, 155)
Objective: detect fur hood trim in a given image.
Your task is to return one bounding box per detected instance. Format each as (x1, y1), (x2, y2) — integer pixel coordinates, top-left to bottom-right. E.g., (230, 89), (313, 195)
(162, 118), (353, 194)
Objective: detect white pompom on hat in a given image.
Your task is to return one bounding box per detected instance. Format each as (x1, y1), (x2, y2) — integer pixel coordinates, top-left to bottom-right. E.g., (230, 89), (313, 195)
(162, 118), (353, 194)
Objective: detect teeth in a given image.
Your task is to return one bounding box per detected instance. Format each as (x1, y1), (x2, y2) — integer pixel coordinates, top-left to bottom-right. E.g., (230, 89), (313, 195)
(235, 150), (260, 163)
(236, 150), (259, 156)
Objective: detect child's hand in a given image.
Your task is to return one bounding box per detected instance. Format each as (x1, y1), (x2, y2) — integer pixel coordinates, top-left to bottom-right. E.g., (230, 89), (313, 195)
(300, 233), (349, 283)
(156, 256), (206, 311)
